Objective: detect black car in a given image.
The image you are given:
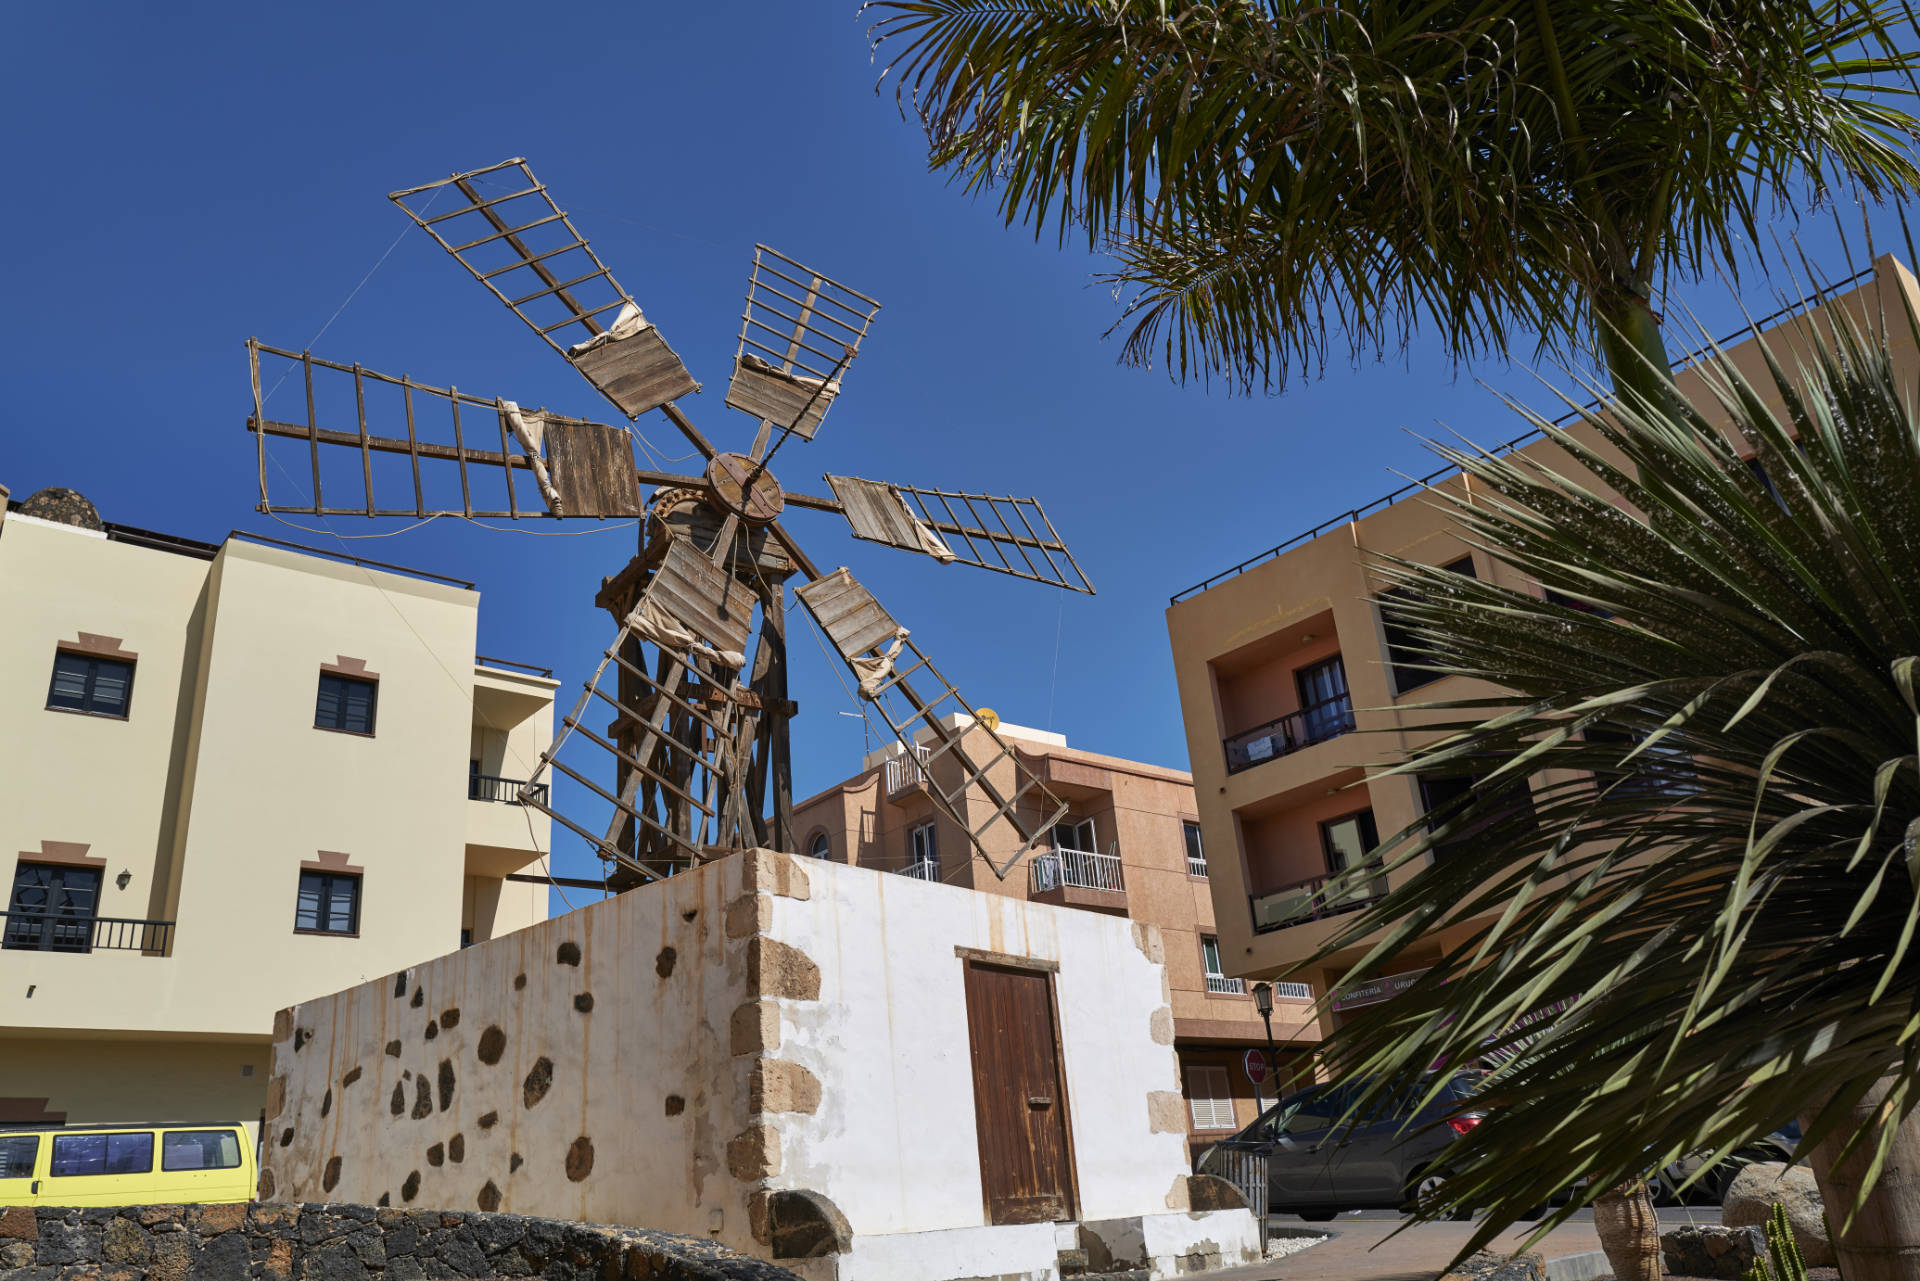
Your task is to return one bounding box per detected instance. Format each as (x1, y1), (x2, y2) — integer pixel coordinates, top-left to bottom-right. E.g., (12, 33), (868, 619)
(1198, 1072), (1486, 1221)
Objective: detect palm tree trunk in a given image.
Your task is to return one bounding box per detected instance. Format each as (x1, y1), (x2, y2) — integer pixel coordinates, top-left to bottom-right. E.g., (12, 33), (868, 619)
(1594, 291), (1677, 413)
(1592, 1179), (1662, 1281)
(1804, 1080), (1920, 1281)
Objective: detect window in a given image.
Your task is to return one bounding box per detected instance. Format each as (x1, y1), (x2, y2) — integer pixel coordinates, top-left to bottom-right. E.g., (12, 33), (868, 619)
(808, 831), (832, 861)
(1184, 822), (1208, 877)
(0, 1136), (38, 1179)
(295, 871), (360, 935)
(1585, 724), (1696, 797)
(315, 672), (377, 735)
(1319, 810), (1379, 875)
(1051, 817), (1097, 852)
(460, 928), (473, 949)
(1187, 1065), (1237, 1131)
(4, 862), (102, 952)
(1200, 935), (1244, 993)
(161, 1130), (242, 1172)
(1293, 656), (1354, 742)
(47, 652), (134, 718)
(909, 821), (937, 872)
(50, 1132), (153, 1177)
(1418, 773), (1537, 860)
(1382, 556), (1477, 694)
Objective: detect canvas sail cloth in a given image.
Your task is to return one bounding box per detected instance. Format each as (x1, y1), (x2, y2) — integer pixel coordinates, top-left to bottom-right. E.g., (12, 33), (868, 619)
(500, 400), (564, 514)
(825, 475), (956, 563)
(626, 597), (748, 670)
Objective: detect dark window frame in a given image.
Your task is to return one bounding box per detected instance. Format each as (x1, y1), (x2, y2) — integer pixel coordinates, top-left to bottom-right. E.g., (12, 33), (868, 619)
(1417, 773), (1538, 860)
(1381, 556), (1477, 695)
(294, 870), (362, 937)
(1183, 821), (1208, 877)
(1318, 808), (1381, 876)
(49, 1131), (153, 1177)
(46, 650), (136, 719)
(0, 1135), (39, 1179)
(314, 672), (378, 736)
(4, 861), (103, 953)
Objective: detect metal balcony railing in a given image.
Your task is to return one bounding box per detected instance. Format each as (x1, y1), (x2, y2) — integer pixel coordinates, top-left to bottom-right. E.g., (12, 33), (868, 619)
(884, 744), (932, 794)
(1249, 869), (1387, 934)
(1270, 980), (1314, 1001)
(1205, 974), (1246, 994)
(898, 860), (941, 882)
(0, 912), (173, 954)
(470, 773), (550, 804)
(1223, 695), (1356, 774)
(1029, 846), (1125, 894)
(1187, 855), (1210, 878)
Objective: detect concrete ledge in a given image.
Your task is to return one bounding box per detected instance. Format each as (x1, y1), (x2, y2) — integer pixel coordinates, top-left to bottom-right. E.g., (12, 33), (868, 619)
(1544, 1250), (1611, 1281)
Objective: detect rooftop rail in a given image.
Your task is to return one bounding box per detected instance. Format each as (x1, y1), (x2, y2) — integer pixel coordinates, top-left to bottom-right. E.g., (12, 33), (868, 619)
(476, 654), (556, 679)
(229, 530), (476, 590)
(1168, 264), (1877, 605)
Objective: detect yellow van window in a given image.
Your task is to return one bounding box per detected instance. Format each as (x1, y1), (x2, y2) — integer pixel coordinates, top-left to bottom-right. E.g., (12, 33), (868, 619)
(0, 1137), (36, 1177)
(161, 1130), (241, 1172)
(51, 1132), (152, 1176)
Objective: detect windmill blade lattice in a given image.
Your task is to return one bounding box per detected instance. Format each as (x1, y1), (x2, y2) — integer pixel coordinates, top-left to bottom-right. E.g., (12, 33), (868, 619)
(241, 157), (1096, 884)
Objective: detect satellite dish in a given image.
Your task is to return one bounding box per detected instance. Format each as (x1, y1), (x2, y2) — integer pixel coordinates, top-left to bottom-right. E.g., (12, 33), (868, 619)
(976, 708), (1001, 732)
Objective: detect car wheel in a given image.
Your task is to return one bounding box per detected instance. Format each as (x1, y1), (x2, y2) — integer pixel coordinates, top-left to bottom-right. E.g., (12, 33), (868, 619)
(1406, 1169), (1472, 1222)
(1297, 1209), (1336, 1222)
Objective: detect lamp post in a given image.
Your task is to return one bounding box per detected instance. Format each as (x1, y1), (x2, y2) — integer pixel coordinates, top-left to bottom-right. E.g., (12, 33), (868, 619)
(1252, 981), (1280, 1101)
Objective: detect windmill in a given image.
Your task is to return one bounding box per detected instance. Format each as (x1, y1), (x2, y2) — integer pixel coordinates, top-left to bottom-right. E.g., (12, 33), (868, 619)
(246, 158), (1095, 888)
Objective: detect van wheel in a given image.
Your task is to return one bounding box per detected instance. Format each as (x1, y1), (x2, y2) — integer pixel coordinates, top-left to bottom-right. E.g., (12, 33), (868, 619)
(1405, 1169), (1472, 1222)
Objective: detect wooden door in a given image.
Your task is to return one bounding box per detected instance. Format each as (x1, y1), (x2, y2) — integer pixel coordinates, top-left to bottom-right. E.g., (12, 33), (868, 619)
(963, 962), (1076, 1225)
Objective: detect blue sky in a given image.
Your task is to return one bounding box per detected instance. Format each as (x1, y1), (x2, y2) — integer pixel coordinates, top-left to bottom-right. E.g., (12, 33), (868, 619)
(3, 5), (1905, 888)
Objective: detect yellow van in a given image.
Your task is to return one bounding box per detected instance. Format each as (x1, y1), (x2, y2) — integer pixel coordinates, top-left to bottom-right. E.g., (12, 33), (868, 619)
(0, 1124), (255, 1206)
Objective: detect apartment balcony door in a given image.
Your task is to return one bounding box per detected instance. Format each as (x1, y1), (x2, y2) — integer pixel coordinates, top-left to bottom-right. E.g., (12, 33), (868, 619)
(5, 863), (102, 952)
(1295, 657), (1352, 742)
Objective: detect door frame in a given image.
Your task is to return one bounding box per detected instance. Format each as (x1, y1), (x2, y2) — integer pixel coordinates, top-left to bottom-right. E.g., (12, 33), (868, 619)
(956, 947), (1082, 1225)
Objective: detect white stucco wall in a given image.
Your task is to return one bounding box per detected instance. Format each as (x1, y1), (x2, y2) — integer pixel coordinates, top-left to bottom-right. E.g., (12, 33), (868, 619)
(764, 867), (1193, 1236)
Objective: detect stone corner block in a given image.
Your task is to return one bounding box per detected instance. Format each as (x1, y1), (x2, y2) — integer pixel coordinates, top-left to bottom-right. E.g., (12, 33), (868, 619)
(750, 1059), (823, 1116)
(727, 1123), (782, 1181)
(1130, 921), (1165, 964)
(747, 937), (821, 1001)
(1147, 1090), (1187, 1134)
(743, 849), (812, 901)
(725, 894), (773, 941)
(1148, 1007), (1174, 1046)
(730, 1000), (781, 1056)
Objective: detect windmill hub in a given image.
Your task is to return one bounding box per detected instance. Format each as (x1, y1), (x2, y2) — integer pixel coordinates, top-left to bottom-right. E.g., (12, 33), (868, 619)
(705, 451), (785, 526)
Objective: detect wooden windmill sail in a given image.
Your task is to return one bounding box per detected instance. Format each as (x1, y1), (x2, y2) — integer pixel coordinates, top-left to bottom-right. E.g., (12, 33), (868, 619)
(245, 157), (1094, 888)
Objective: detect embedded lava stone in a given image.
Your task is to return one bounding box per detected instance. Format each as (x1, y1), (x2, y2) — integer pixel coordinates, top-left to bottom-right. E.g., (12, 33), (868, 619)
(477, 1026), (506, 1066)
(390, 1084), (406, 1117)
(395, 973), (409, 998)
(514, 973), (526, 990)
(664, 1095), (685, 1117)
(655, 947), (677, 978)
(293, 1027), (308, 1052)
(438, 1059), (456, 1111)
(377, 1192), (390, 1208)
(440, 1007), (460, 1029)
(342, 1066), (362, 1087)
(427, 1142), (444, 1168)
(401, 1170), (421, 1202)
(573, 993), (595, 1014)
(556, 941), (581, 967)
(477, 1180), (501, 1212)
(681, 908), (698, 922)
(259, 1169), (276, 1199)
(385, 1040), (402, 1058)
(411, 986), (425, 1008)
(565, 1136), (594, 1182)
(411, 1077), (433, 1120)
(477, 1112), (498, 1130)
(449, 1133), (465, 1163)
(510, 1153), (524, 1173)
(523, 1057), (553, 1109)
(424, 1020), (439, 1041)
(322, 1156), (342, 1192)
(279, 1127), (295, 1147)
(320, 1088), (333, 1118)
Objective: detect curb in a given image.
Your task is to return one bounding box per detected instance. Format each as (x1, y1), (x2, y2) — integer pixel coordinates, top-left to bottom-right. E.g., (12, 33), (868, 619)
(1544, 1250), (1609, 1281)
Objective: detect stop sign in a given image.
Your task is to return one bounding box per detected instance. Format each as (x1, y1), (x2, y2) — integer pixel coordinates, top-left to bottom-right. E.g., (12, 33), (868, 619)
(1243, 1049), (1269, 1084)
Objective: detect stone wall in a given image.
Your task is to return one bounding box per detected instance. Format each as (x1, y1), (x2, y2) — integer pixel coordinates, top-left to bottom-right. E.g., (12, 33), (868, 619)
(0, 1201), (798, 1281)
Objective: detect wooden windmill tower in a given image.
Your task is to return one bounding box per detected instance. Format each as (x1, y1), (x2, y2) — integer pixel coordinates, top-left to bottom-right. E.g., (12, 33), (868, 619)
(246, 158), (1095, 889)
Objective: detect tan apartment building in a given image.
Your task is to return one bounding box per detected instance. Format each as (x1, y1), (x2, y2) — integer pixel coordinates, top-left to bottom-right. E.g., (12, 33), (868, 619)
(793, 716), (1320, 1162)
(0, 485), (558, 1141)
(1164, 256), (1920, 1014)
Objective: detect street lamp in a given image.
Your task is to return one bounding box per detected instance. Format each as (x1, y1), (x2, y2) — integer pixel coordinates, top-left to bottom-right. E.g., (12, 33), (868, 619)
(1252, 981), (1280, 1100)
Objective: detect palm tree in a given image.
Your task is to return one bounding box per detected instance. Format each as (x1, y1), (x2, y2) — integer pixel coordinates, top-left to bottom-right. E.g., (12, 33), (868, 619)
(1289, 285), (1920, 1280)
(866, 1), (1920, 407)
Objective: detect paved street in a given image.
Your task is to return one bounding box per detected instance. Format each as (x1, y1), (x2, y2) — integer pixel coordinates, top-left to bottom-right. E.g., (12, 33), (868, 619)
(1206, 1208), (1718, 1281)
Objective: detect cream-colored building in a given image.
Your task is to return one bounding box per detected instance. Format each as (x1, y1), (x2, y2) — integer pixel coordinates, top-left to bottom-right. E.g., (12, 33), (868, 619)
(1164, 256), (1920, 1010)
(793, 718), (1319, 1161)
(0, 486), (558, 1141)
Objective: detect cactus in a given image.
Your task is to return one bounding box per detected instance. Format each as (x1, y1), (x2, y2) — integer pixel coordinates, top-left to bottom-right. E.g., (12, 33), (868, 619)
(1744, 1202), (1808, 1281)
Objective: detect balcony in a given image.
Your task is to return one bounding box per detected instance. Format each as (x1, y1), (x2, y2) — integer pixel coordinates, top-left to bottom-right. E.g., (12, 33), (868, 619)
(1029, 845), (1128, 915)
(1224, 695), (1356, 774)
(1250, 869), (1386, 934)
(1188, 855), (1209, 878)
(1, 912), (173, 955)
(897, 860), (941, 882)
(885, 745), (932, 797)
(469, 772), (551, 805)
(1205, 974), (1246, 995)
